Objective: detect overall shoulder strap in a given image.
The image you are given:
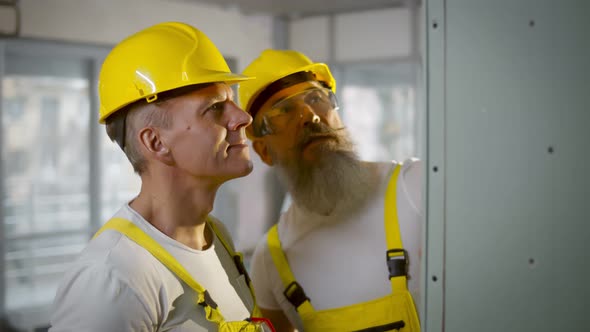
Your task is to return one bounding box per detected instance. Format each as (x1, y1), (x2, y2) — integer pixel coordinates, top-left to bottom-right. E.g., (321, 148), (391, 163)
(207, 218), (235, 255)
(384, 163), (410, 293)
(208, 219), (247, 278)
(267, 224), (315, 315)
(93, 217), (226, 325)
(208, 218), (261, 317)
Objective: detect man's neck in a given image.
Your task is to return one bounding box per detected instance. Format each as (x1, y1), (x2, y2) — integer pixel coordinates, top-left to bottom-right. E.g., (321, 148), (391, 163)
(130, 173), (220, 250)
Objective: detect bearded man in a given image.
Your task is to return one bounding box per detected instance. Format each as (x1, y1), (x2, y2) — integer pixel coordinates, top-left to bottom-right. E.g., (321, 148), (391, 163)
(238, 49), (423, 332)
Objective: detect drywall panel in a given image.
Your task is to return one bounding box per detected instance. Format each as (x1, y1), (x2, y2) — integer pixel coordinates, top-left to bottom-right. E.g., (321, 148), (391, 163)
(426, 0), (590, 331)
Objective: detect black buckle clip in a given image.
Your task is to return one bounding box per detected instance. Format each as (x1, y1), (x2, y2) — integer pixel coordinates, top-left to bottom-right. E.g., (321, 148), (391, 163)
(198, 290), (218, 310)
(386, 249), (409, 279)
(283, 281), (309, 308)
(233, 254), (252, 285)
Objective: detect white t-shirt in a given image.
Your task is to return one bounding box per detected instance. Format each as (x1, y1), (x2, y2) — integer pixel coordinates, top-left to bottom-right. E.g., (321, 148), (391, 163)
(250, 159), (423, 330)
(50, 204), (253, 332)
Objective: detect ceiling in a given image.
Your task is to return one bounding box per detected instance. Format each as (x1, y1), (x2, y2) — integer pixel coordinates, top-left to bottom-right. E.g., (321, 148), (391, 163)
(171, 0), (418, 17)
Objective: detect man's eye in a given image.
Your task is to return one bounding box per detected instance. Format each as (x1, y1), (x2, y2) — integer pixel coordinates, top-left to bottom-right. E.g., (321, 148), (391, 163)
(309, 96), (322, 104)
(208, 103), (224, 112)
(307, 91), (324, 104)
(277, 104), (294, 114)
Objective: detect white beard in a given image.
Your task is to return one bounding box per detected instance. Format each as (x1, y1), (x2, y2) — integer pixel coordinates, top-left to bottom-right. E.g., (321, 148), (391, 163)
(275, 140), (374, 217)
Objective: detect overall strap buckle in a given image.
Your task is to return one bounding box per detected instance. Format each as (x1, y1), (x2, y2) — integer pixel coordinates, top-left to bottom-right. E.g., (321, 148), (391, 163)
(199, 290), (219, 309)
(283, 281), (310, 308)
(233, 255), (252, 285)
(386, 249), (408, 279)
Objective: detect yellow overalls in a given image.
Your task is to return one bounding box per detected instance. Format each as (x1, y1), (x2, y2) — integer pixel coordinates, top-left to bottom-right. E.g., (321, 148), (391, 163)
(267, 164), (420, 331)
(93, 217), (274, 332)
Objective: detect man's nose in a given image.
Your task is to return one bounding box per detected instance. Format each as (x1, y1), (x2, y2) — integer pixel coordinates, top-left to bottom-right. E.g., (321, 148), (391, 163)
(300, 104), (321, 127)
(228, 102), (253, 131)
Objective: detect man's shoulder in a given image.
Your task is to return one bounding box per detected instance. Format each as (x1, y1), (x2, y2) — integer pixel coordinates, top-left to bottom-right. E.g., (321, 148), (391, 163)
(374, 159), (422, 191)
(251, 232), (270, 263)
(400, 157), (422, 176)
(51, 237), (162, 331)
(395, 158), (423, 217)
(73, 230), (172, 292)
(371, 158), (421, 176)
(363, 158), (423, 217)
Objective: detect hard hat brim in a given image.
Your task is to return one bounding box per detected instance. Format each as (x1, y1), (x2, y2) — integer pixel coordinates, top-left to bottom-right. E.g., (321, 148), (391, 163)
(99, 72), (254, 123)
(244, 62), (335, 115)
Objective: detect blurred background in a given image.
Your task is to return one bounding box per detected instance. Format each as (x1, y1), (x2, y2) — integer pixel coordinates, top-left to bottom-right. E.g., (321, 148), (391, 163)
(0, 0), (423, 330)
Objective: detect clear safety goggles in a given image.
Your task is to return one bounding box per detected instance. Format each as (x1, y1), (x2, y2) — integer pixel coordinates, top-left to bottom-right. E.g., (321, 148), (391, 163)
(252, 87), (339, 137)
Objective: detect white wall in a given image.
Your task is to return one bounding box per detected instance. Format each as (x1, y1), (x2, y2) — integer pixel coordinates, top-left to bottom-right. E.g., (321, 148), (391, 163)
(289, 16), (331, 62)
(289, 7), (415, 63)
(12, 0), (273, 71)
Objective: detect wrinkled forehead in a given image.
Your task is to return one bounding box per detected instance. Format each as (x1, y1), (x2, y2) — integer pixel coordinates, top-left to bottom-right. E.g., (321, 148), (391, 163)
(257, 80), (324, 116)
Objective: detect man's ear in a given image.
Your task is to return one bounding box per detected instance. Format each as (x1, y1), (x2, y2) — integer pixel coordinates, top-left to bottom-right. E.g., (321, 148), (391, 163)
(138, 127), (174, 166)
(252, 139), (274, 166)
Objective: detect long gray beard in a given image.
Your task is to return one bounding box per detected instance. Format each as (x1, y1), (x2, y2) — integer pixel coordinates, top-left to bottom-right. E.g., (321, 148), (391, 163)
(275, 142), (374, 216)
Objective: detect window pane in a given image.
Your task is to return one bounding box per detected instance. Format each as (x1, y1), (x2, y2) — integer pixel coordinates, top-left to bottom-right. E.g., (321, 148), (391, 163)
(2, 76), (90, 310)
(100, 128), (141, 221)
(335, 62), (421, 161)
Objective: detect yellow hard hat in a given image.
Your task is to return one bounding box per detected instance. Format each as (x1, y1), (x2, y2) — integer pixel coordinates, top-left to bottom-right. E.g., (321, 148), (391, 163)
(98, 22), (251, 123)
(238, 49), (336, 117)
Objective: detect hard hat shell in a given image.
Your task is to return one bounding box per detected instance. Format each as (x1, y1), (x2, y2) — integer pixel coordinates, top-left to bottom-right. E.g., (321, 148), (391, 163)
(98, 22), (251, 123)
(238, 49), (336, 116)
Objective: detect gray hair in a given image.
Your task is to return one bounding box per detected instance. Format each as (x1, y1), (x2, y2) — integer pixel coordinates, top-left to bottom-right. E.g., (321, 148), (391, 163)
(105, 101), (172, 174)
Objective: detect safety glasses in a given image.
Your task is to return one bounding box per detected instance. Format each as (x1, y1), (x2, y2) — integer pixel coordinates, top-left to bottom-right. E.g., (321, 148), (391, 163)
(252, 87), (338, 137)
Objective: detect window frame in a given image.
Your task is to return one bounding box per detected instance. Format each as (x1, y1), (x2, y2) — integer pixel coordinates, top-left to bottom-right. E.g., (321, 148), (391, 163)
(0, 38), (109, 326)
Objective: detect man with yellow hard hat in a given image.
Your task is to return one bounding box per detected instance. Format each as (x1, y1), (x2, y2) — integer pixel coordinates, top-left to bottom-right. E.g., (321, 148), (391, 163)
(239, 49), (423, 331)
(50, 22), (273, 332)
